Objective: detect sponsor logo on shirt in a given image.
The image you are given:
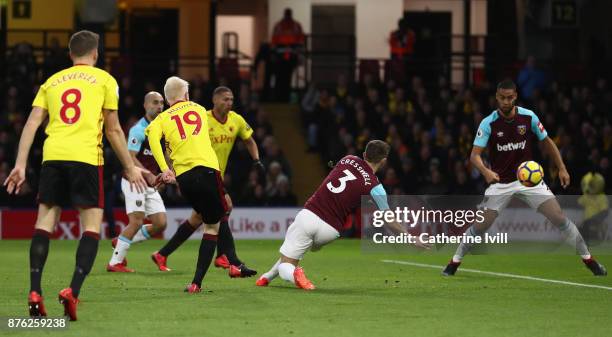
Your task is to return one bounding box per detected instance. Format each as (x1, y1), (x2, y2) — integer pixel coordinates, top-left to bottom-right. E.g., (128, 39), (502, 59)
(496, 140), (527, 152)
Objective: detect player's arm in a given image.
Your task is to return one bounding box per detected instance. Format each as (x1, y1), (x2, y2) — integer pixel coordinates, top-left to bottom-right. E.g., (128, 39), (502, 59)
(103, 109), (147, 193)
(243, 136), (265, 173)
(470, 146), (499, 184)
(541, 136), (570, 188)
(145, 119), (175, 184)
(371, 184), (431, 249)
(3, 106), (48, 194)
(530, 112), (569, 188)
(471, 119), (499, 184)
(126, 126), (157, 186)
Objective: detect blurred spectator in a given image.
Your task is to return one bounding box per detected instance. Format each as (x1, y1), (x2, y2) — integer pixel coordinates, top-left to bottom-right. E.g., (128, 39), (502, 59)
(271, 8), (305, 102)
(517, 55), (548, 101)
(389, 17), (416, 60)
(43, 38), (71, 79)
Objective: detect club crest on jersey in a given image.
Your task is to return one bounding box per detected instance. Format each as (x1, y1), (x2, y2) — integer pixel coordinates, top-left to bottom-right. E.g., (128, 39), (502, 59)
(136, 200), (143, 207)
(517, 125), (527, 135)
(229, 126), (234, 132)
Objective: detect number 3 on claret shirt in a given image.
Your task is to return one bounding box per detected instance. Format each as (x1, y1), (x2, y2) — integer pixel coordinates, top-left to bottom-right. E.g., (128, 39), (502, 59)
(327, 169), (357, 193)
(171, 111), (202, 139)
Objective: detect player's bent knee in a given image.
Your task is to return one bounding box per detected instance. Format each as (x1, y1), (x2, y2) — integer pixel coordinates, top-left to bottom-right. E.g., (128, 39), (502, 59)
(475, 209), (498, 231)
(203, 223), (220, 235)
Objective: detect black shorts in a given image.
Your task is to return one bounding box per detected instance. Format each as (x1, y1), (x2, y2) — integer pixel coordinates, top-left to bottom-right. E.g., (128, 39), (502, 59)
(177, 166), (228, 224)
(38, 161), (103, 208)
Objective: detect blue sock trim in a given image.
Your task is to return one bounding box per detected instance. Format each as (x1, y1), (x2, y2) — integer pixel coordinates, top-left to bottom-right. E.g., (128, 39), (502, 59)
(118, 235), (132, 244)
(141, 225), (151, 239)
(558, 218), (571, 231)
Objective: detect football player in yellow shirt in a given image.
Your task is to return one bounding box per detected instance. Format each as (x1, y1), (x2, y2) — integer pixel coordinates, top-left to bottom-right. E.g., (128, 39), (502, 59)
(151, 86), (262, 278)
(146, 76), (229, 293)
(3, 30), (147, 320)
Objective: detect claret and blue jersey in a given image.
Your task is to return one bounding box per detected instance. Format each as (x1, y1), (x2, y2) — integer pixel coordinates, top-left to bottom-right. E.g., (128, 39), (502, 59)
(474, 107), (548, 183)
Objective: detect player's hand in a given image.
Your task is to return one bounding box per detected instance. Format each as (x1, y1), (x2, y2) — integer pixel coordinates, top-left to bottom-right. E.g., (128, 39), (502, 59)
(558, 167), (570, 189)
(144, 171), (158, 187)
(160, 169), (176, 185)
(484, 170), (500, 184)
(3, 165), (26, 195)
(413, 233), (433, 250)
(253, 160), (266, 175)
(125, 166), (149, 193)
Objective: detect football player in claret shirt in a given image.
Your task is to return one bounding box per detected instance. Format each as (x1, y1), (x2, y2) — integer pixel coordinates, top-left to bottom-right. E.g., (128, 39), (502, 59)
(145, 76), (228, 293)
(442, 79), (606, 277)
(151, 86), (259, 277)
(106, 92), (169, 272)
(256, 140), (430, 290)
(3, 30), (147, 320)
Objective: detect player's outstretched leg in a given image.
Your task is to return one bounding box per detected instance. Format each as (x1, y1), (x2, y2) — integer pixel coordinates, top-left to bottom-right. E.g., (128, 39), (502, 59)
(443, 209), (497, 276)
(153, 219), (199, 271)
(186, 229), (218, 293)
(256, 259), (281, 286)
(538, 199), (607, 276)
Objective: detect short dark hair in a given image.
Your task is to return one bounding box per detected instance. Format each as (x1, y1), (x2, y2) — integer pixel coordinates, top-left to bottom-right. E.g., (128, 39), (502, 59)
(364, 140), (390, 164)
(69, 30), (99, 57)
(497, 79), (517, 91)
(213, 86), (232, 97)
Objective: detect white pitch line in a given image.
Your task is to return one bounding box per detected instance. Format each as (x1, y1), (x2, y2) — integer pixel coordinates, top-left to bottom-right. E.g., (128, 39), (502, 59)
(381, 259), (612, 291)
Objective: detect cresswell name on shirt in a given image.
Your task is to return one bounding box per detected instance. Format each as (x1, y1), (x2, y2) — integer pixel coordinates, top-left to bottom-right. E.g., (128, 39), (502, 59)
(339, 158), (372, 186)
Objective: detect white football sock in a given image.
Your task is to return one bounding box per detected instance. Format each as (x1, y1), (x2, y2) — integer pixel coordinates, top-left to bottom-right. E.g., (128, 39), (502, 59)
(109, 236), (131, 265)
(132, 225), (152, 243)
(452, 226), (483, 263)
(261, 259), (281, 281)
(278, 262), (296, 284)
(559, 219), (591, 259)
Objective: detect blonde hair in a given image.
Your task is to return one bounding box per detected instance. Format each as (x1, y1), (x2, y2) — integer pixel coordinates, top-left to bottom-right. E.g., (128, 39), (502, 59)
(164, 76), (189, 102)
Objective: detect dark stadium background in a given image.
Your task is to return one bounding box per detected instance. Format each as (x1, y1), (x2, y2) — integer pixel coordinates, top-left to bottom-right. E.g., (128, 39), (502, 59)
(0, 0), (611, 234)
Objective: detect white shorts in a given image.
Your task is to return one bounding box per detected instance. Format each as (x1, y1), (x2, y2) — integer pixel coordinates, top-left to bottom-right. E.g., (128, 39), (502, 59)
(121, 178), (166, 216)
(279, 209), (340, 260)
(481, 180), (555, 212)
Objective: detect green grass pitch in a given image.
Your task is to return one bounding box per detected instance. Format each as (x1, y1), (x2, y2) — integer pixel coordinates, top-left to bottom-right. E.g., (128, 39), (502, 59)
(0, 239), (611, 337)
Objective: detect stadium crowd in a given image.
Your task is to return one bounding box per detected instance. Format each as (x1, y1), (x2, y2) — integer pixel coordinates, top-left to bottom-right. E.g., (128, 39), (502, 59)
(0, 42), (296, 208)
(302, 71), (612, 196)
